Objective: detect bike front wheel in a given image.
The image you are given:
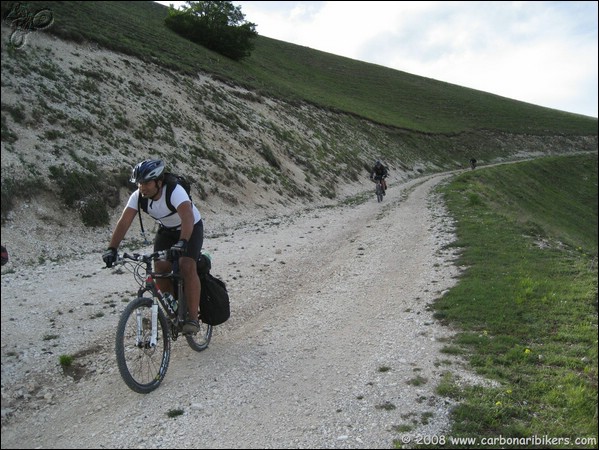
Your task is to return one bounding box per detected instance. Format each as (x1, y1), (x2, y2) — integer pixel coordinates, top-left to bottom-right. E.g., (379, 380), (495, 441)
(376, 184), (384, 202)
(115, 297), (171, 394)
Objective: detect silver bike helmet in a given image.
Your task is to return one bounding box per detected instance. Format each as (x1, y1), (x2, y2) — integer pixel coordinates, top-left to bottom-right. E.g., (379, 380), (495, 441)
(130, 159), (165, 184)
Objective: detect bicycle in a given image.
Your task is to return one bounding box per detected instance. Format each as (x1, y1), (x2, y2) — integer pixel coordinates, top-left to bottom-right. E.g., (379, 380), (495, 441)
(112, 250), (212, 393)
(372, 176), (386, 202)
(5, 3), (54, 49)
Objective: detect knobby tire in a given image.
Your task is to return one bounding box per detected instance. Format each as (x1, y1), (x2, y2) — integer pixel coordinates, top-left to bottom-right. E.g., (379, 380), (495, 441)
(376, 183), (384, 202)
(115, 297), (171, 394)
(185, 323), (213, 352)
(177, 291), (213, 352)
(184, 300), (213, 352)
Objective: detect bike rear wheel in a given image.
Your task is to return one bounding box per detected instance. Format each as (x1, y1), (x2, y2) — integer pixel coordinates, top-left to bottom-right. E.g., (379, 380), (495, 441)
(185, 306), (213, 352)
(176, 292), (213, 352)
(115, 297), (171, 393)
(376, 183), (384, 202)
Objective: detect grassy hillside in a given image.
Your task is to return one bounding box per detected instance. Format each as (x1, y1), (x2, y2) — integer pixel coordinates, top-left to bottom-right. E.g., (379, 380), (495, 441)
(430, 153), (598, 446)
(8, 1), (597, 135)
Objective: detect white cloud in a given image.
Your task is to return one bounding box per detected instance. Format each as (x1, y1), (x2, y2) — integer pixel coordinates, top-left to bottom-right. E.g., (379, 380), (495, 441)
(161, 1), (598, 117)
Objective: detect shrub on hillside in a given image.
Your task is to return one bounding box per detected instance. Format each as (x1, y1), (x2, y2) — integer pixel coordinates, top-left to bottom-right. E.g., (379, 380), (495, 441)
(48, 166), (124, 227)
(164, 1), (257, 61)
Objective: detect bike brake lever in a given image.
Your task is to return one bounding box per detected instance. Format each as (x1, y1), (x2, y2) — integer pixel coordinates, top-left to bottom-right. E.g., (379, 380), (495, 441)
(160, 250), (173, 261)
(122, 252), (140, 261)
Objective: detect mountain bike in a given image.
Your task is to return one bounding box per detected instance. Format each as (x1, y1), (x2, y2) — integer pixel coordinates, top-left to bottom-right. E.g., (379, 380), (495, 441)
(112, 250), (212, 393)
(373, 176), (386, 202)
(5, 3), (54, 49)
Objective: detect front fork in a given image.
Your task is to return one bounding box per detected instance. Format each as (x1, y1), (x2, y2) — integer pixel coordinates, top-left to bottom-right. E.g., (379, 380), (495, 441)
(150, 302), (158, 347)
(134, 289), (160, 348)
(134, 301), (159, 348)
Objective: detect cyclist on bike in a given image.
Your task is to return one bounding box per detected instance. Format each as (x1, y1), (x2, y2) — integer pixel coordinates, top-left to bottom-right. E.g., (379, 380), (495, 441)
(370, 160), (389, 194)
(469, 157), (477, 170)
(102, 159), (203, 334)
(1, 244), (8, 266)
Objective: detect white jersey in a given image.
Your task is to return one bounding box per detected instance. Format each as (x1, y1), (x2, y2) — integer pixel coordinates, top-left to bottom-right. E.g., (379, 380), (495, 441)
(127, 184), (201, 229)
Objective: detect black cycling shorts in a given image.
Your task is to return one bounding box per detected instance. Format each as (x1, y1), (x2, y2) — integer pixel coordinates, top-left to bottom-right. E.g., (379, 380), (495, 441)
(154, 220), (204, 261)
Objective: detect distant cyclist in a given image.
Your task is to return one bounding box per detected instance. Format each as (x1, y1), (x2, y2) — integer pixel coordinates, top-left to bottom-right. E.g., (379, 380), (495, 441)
(469, 158), (477, 170)
(370, 160), (389, 194)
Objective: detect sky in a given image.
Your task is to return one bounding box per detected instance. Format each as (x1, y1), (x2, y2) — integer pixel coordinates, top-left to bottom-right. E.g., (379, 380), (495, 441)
(158, 1), (598, 118)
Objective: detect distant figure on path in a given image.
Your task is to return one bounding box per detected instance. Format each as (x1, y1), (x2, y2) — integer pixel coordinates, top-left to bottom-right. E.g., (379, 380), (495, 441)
(370, 160), (389, 193)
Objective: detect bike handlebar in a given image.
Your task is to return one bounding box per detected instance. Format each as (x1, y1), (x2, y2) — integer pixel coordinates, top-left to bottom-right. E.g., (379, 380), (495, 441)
(118, 250), (169, 264)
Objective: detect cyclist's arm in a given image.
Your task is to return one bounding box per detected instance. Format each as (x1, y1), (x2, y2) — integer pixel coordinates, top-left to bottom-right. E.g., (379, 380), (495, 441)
(175, 201), (195, 242)
(108, 206), (137, 249)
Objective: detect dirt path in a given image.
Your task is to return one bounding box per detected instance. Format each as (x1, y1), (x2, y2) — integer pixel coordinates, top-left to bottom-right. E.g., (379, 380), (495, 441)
(1, 172), (467, 449)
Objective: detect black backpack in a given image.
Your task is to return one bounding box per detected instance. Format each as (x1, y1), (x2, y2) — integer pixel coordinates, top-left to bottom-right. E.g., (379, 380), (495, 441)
(137, 172), (192, 239)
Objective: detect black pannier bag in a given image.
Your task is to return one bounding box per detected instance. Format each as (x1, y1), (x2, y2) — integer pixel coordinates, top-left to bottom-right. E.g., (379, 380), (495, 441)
(197, 253), (230, 326)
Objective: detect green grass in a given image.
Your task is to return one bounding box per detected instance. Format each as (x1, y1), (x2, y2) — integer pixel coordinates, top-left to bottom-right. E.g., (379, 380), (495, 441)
(166, 408), (184, 418)
(58, 354), (73, 367)
(430, 153), (598, 447)
(8, 1), (597, 135)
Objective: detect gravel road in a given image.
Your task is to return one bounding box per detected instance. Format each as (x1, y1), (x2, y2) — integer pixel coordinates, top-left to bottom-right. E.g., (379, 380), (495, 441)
(1, 172), (471, 449)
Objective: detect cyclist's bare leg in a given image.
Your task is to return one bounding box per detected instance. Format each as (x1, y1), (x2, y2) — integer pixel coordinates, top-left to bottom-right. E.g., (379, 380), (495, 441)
(179, 256), (200, 322)
(154, 260), (173, 294)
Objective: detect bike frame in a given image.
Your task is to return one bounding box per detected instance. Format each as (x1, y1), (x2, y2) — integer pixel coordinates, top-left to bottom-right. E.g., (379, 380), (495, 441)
(130, 252), (188, 338)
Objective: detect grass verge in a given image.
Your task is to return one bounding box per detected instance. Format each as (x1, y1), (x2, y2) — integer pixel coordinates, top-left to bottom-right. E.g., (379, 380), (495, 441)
(428, 153), (598, 448)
